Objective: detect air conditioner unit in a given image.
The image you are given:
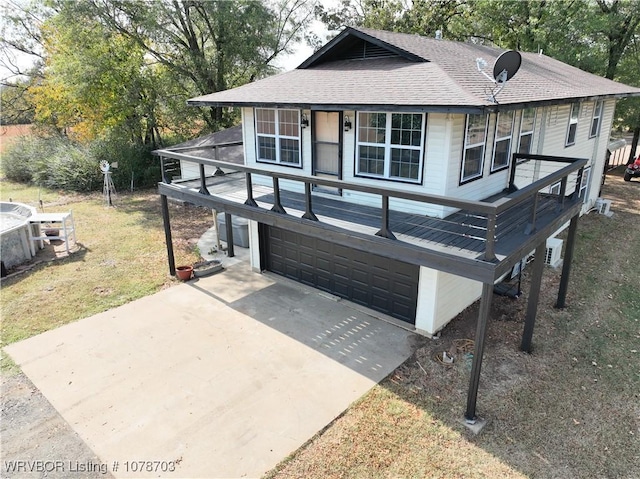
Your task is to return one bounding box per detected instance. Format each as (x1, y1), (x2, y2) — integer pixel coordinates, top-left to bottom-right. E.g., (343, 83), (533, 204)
(545, 238), (563, 268)
(595, 198), (612, 216)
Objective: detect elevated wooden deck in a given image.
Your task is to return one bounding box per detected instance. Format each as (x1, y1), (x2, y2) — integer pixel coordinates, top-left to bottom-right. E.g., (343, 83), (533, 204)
(169, 169), (580, 278)
(157, 147), (587, 282)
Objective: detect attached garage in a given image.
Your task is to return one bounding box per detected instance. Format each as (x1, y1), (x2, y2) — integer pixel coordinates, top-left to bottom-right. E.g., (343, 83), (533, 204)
(261, 225), (419, 324)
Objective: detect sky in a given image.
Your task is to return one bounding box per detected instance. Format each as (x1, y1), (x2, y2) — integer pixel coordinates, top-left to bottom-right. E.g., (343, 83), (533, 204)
(1, 1), (336, 82)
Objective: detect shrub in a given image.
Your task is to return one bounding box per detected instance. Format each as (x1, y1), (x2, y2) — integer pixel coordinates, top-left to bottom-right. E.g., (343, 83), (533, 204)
(1, 133), (161, 192)
(0, 135), (46, 183)
(32, 144), (101, 191)
(89, 136), (159, 191)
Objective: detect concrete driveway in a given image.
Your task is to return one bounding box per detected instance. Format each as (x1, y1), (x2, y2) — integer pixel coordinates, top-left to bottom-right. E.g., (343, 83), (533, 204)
(5, 251), (415, 478)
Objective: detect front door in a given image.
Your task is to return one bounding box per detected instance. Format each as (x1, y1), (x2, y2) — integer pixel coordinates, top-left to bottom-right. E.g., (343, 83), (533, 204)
(312, 111), (341, 195)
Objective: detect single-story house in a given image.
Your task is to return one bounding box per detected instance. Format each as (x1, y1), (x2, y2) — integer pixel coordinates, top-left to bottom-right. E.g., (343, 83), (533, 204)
(154, 27), (640, 421)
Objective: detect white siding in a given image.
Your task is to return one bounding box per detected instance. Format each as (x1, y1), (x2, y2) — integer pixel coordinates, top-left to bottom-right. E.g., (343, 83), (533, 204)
(583, 99), (616, 210)
(245, 107), (311, 191)
(534, 100), (618, 211)
(248, 219), (261, 272)
(443, 114), (510, 216)
(415, 266), (483, 336)
(340, 111), (451, 218)
(243, 107), (256, 164)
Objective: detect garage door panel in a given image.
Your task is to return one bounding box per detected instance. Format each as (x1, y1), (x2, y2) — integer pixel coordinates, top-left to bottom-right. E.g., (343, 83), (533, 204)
(317, 258), (332, 276)
(334, 262), (350, 278)
(263, 225), (417, 324)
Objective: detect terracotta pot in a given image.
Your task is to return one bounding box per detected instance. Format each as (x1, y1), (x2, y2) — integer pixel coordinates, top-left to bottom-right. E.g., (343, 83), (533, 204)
(175, 265), (193, 281)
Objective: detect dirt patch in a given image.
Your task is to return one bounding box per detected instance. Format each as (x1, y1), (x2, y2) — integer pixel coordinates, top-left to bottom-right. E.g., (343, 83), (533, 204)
(0, 124), (33, 154)
(1, 374), (114, 478)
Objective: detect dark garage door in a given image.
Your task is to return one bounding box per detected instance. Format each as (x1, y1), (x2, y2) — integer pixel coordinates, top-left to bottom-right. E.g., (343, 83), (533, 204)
(263, 226), (419, 324)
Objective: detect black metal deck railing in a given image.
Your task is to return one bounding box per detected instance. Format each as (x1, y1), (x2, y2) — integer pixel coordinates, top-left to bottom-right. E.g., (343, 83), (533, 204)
(156, 143), (587, 264)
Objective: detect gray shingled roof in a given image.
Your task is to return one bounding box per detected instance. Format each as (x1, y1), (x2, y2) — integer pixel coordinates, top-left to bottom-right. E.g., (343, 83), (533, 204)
(188, 27), (640, 112)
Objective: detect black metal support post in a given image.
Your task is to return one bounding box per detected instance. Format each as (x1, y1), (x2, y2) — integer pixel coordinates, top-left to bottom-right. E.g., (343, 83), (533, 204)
(525, 194), (539, 235)
(465, 282), (494, 422)
(271, 178), (287, 214)
(198, 164), (210, 195)
(521, 241), (546, 353)
(224, 212), (235, 258)
(556, 214), (579, 308)
(302, 182), (319, 221)
(507, 154), (518, 192)
(558, 177), (567, 209)
(244, 173), (258, 207)
(375, 195), (397, 240)
(160, 194), (176, 275)
(213, 146), (224, 176)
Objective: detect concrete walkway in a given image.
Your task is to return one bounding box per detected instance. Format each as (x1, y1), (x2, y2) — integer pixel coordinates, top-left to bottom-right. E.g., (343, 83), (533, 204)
(5, 248), (415, 478)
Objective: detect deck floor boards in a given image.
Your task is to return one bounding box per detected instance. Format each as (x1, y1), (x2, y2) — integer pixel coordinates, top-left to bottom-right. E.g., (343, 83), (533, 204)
(176, 174), (572, 262)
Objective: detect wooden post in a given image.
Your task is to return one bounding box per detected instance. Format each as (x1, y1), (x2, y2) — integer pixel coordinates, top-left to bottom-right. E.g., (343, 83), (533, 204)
(245, 173), (258, 207)
(271, 178), (287, 214)
(525, 194), (539, 235)
(507, 153), (518, 192)
(302, 182), (319, 221)
(160, 194), (176, 275)
(199, 163), (210, 195)
(521, 241), (546, 353)
(556, 214), (579, 308)
(375, 195), (396, 240)
(160, 157), (170, 184)
(465, 282), (493, 422)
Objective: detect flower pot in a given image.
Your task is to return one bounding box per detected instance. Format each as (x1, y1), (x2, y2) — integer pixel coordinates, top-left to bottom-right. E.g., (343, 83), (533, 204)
(193, 259), (223, 278)
(175, 265), (193, 281)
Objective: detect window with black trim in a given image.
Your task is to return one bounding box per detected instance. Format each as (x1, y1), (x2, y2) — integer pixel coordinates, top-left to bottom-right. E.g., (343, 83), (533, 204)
(356, 112), (425, 182)
(491, 111), (515, 172)
(461, 114), (488, 183)
(579, 166), (591, 199)
(589, 101), (603, 138)
(518, 108), (536, 154)
(565, 103), (580, 146)
(255, 108), (301, 166)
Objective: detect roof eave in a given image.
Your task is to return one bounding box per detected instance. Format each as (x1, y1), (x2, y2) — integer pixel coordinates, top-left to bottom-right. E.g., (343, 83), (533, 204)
(483, 91), (640, 113)
(186, 99), (486, 114)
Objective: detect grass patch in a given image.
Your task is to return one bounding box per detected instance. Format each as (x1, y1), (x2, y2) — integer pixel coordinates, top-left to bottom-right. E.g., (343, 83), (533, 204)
(0, 180), (213, 371)
(267, 169), (640, 478)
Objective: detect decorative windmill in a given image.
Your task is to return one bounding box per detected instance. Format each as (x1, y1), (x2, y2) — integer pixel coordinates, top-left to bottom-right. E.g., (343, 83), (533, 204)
(100, 160), (117, 206)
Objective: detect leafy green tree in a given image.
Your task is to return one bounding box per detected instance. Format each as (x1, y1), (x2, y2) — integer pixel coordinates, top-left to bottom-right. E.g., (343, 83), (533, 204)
(0, 0), (49, 125)
(1, 79), (35, 124)
(29, 14), (161, 145)
(316, 0), (640, 138)
(64, 0), (314, 131)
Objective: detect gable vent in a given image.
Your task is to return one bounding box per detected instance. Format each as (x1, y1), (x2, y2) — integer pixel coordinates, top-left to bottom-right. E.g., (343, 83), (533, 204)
(337, 38), (399, 61)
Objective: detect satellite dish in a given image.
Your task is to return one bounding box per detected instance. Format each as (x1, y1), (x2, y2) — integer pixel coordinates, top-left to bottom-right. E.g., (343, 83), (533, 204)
(476, 49), (522, 103)
(493, 50), (522, 83)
